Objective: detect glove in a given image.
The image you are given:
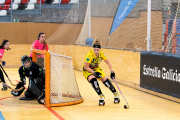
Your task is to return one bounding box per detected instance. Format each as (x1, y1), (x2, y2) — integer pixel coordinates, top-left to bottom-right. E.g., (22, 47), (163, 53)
(2, 61), (6, 66)
(110, 71), (115, 79)
(11, 82), (25, 96)
(93, 72), (102, 78)
(11, 91), (19, 96)
(2, 83), (7, 88)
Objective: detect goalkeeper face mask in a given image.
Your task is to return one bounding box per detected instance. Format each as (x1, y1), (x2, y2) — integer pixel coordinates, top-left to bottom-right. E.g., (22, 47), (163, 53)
(23, 61), (31, 69)
(21, 55), (32, 69)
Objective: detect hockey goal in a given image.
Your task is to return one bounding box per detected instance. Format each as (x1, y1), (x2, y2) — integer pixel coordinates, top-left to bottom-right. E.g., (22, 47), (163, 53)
(32, 49), (83, 107)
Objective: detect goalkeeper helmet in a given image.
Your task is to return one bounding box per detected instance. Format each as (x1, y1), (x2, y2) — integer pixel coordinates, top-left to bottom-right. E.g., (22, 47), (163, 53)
(21, 55), (32, 69)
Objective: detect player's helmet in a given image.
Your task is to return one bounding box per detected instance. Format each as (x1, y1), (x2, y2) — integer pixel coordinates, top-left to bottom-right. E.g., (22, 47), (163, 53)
(21, 55), (32, 69)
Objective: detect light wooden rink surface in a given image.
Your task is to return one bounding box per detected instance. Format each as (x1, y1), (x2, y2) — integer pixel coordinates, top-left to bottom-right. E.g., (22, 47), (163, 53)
(0, 68), (179, 120)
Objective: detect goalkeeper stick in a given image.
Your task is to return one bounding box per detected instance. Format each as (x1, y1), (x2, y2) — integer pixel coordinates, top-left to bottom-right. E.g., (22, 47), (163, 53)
(0, 64), (17, 86)
(0, 81), (24, 92)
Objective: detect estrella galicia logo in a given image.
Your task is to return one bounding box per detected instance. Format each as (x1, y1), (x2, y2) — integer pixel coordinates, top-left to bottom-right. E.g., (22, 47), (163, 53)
(143, 64), (180, 82)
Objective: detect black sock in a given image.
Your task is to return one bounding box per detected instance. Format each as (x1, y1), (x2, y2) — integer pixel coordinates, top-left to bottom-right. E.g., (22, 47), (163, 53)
(90, 78), (102, 95)
(103, 79), (116, 93)
(0, 70), (5, 83)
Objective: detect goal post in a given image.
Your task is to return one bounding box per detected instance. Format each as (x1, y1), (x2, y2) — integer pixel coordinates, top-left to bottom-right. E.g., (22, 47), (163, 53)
(32, 49), (84, 107)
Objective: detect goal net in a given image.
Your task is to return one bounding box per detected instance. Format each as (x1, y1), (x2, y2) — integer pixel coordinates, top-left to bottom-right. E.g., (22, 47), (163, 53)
(162, 1), (180, 54)
(43, 0), (180, 53)
(32, 49), (83, 107)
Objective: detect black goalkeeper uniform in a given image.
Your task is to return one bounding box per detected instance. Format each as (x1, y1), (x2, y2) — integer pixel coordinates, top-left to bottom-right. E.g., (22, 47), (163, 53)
(19, 62), (45, 89)
(11, 62), (45, 97)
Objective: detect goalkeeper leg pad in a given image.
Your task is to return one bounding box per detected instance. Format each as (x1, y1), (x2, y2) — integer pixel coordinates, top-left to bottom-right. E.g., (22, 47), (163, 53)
(33, 78), (45, 90)
(19, 87), (36, 100)
(29, 79), (44, 104)
(29, 79), (43, 98)
(25, 88), (36, 98)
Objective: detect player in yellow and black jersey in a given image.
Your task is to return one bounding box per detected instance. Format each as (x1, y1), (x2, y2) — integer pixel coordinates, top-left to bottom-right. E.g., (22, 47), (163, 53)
(83, 38), (120, 106)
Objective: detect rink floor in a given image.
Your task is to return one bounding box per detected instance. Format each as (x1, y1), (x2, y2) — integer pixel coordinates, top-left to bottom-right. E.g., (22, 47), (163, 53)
(0, 68), (179, 120)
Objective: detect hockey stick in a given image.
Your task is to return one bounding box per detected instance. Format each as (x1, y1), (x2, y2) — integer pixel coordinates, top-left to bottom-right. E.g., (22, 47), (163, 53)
(0, 64), (17, 86)
(112, 77), (129, 109)
(0, 81), (24, 92)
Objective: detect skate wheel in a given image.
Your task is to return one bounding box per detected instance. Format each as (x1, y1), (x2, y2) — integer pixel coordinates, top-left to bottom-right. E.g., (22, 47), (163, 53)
(2, 87), (7, 91)
(99, 102), (105, 106)
(114, 99), (120, 104)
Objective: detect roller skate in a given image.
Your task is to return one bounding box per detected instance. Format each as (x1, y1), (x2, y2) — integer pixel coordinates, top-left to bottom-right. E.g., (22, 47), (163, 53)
(114, 92), (120, 104)
(2, 84), (7, 91)
(99, 94), (105, 106)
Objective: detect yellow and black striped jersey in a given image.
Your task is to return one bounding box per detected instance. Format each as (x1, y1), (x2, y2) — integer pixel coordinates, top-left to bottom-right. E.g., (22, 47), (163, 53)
(83, 50), (107, 69)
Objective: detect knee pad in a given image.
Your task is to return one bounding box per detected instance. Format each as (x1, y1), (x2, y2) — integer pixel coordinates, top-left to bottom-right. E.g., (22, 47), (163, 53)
(90, 78), (99, 90)
(103, 78), (113, 89)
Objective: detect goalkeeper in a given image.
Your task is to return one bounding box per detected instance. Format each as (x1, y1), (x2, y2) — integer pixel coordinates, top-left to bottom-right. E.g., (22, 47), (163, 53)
(83, 38), (120, 106)
(11, 55), (45, 104)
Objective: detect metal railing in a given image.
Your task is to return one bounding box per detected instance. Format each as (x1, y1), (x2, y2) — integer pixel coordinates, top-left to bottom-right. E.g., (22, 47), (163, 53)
(0, 0), (80, 22)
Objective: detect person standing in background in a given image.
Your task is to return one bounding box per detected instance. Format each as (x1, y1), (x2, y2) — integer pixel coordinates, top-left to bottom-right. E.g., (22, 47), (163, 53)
(30, 32), (49, 68)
